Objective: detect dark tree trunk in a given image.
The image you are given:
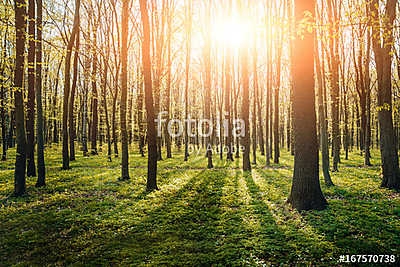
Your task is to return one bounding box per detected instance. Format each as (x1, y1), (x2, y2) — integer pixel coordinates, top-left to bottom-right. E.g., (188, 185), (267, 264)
(35, 0), (45, 187)
(62, 0), (80, 170)
(371, 0), (400, 190)
(328, 0), (341, 172)
(69, 21), (80, 161)
(204, 1), (213, 169)
(137, 68), (145, 157)
(0, 29), (7, 161)
(52, 61), (62, 144)
(288, 0), (327, 211)
(91, 28), (98, 155)
(183, 0), (192, 162)
(139, 0), (158, 191)
(165, 9), (172, 159)
(274, 41), (282, 164)
(315, 25), (334, 186)
(14, 0), (27, 196)
(26, 0), (36, 177)
(120, 0), (130, 180)
(240, 22), (251, 172)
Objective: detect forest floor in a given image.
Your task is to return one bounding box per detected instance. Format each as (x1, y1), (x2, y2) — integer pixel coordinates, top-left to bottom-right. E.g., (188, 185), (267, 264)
(0, 145), (399, 266)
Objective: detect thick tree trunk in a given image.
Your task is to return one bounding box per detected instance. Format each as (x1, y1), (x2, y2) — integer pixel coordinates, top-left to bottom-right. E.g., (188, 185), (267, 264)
(371, 0), (399, 190)
(288, 0), (327, 211)
(14, 0), (27, 196)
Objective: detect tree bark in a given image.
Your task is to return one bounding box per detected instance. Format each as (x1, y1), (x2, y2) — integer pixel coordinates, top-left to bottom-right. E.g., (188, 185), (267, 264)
(69, 19), (80, 161)
(26, 0), (36, 177)
(120, 0), (130, 180)
(14, 0), (27, 196)
(62, 0), (80, 170)
(35, 0), (45, 187)
(140, 0), (158, 190)
(370, 0), (400, 190)
(288, 0), (327, 211)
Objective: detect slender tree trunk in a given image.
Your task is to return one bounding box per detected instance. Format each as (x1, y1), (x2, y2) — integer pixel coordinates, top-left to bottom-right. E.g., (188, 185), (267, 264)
(120, 0), (130, 180)
(26, 0), (36, 177)
(0, 28), (8, 161)
(240, 6), (251, 172)
(35, 0), (45, 186)
(165, 10), (172, 159)
(315, 27), (334, 186)
(62, 0), (80, 170)
(183, 0), (192, 162)
(137, 68), (145, 157)
(91, 27), (98, 155)
(204, 0), (213, 169)
(69, 21), (80, 161)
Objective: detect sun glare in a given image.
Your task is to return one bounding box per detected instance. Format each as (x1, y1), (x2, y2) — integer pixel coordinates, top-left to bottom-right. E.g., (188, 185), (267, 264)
(212, 17), (252, 48)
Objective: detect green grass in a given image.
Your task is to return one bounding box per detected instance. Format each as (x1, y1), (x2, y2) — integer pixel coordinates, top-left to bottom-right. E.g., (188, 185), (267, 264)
(0, 144), (399, 266)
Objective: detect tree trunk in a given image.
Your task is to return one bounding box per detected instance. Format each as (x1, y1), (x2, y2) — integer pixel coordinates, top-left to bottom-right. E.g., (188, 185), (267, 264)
(371, 0), (400, 190)
(91, 27), (98, 155)
(14, 0), (27, 196)
(139, 0), (158, 191)
(62, 0), (80, 170)
(0, 28), (8, 161)
(69, 21), (80, 161)
(315, 25), (334, 186)
(120, 0), (130, 180)
(288, 0), (327, 211)
(35, 0), (45, 187)
(26, 0), (36, 177)
(240, 7), (251, 172)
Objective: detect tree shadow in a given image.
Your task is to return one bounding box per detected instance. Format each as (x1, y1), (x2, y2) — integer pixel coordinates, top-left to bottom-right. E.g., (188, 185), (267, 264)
(74, 169), (227, 266)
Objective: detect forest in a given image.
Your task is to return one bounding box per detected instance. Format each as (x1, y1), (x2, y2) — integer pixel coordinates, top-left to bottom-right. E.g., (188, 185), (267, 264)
(0, 0), (399, 265)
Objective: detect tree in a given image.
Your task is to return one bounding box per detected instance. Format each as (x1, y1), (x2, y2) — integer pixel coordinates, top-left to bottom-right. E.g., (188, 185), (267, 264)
(139, 0), (158, 190)
(69, 16), (80, 161)
(288, 0), (327, 211)
(370, 0), (400, 190)
(90, 18), (99, 156)
(0, 25), (8, 161)
(204, 0), (213, 169)
(14, 0), (28, 196)
(35, 0), (45, 187)
(239, 2), (251, 172)
(26, 0), (36, 177)
(120, 0), (130, 180)
(62, 0), (80, 170)
(315, 5), (334, 186)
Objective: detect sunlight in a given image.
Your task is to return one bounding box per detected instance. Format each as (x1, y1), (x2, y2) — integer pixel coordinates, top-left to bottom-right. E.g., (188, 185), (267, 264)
(212, 17), (252, 48)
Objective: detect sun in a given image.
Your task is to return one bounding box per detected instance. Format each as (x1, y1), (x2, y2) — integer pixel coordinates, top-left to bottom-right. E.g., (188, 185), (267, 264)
(212, 17), (251, 48)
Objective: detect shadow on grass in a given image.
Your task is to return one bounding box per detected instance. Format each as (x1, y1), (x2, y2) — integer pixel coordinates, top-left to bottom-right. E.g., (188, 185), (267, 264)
(74, 170), (227, 266)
